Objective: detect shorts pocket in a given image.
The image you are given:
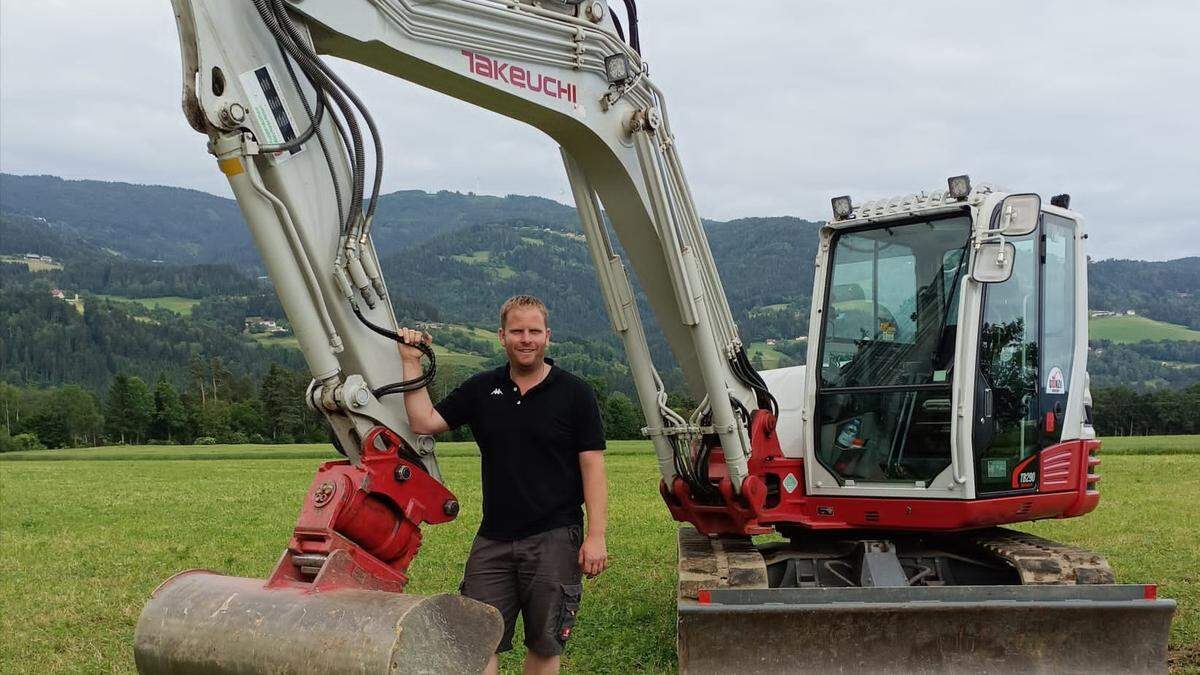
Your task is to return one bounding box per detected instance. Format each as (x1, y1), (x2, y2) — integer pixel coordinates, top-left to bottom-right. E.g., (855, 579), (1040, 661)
(556, 583), (583, 644)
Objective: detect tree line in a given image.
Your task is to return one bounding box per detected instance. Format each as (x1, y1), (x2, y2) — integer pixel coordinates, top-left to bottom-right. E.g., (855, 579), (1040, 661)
(1, 359), (324, 451)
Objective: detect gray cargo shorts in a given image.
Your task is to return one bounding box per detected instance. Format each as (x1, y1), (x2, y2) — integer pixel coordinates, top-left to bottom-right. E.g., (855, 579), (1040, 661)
(460, 524), (584, 656)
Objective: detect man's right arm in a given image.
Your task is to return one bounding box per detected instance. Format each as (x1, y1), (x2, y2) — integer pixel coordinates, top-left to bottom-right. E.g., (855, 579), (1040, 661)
(397, 328), (450, 436)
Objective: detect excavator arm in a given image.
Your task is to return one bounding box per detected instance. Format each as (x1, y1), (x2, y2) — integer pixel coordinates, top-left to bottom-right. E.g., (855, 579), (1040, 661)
(137, 1), (775, 671)
(172, 0), (767, 491)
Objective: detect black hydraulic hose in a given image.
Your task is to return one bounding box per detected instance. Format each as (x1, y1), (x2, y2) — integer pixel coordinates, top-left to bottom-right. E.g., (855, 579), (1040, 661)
(266, 0), (366, 233)
(622, 0), (640, 54)
(253, 0), (365, 235)
(270, 0), (383, 228)
(275, 43), (345, 227)
(350, 305), (437, 396)
(609, 7), (626, 43)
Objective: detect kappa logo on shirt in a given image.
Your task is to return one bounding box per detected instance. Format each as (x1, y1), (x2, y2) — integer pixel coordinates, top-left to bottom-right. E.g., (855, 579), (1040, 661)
(490, 388), (504, 396)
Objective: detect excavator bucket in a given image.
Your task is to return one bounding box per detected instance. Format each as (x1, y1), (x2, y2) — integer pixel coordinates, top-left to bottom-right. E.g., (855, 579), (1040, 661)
(135, 445), (503, 674)
(675, 527), (1175, 674)
(135, 570), (502, 674)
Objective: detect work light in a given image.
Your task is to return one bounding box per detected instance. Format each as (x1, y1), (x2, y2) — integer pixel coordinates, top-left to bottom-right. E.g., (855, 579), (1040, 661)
(947, 174), (971, 200)
(605, 53), (631, 84)
(831, 196), (852, 221)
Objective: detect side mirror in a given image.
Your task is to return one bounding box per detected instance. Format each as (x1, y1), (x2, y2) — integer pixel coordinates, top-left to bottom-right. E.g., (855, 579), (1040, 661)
(993, 194), (1040, 236)
(970, 239), (1016, 283)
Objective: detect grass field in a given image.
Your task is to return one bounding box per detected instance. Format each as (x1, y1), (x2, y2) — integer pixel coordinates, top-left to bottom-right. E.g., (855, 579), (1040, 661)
(1090, 314), (1200, 343)
(95, 294), (201, 316)
(0, 254), (63, 272)
(2, 439), (1197, 673)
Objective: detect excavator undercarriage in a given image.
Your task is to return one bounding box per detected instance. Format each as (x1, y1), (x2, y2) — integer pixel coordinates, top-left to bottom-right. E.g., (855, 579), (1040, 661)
(677, 527), (1173, 673)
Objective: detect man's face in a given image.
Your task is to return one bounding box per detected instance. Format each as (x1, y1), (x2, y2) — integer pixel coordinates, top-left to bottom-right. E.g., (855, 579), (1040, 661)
(499, 307), (550, 370)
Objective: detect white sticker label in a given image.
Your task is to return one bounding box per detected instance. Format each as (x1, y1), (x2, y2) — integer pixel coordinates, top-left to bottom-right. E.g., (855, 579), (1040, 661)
(986, 459), (1008, 479)
(1046, 366), (1066, 394)
(782, 473), (799, 494)
(239, 64), (304, 164)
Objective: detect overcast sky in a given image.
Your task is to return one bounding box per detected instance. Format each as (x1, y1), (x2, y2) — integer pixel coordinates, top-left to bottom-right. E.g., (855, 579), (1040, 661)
(2, 1), (1197, 260)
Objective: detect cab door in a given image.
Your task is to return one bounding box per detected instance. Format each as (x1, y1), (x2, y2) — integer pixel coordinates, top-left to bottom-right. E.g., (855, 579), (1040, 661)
(1039, 214), (1078, 446)
(972, 213), (1079, 495)
(973, 231), (1040, 495)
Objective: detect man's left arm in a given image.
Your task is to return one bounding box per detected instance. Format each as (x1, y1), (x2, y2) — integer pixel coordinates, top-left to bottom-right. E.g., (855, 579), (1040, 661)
(578, 450), (608, 578)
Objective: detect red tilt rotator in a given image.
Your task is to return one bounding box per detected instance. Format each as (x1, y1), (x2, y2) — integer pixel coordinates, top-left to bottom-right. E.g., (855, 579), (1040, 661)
(264, 426), (460, 593)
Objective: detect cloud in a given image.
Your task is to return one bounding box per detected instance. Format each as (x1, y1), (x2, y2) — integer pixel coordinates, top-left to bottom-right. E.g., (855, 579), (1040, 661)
(1, 1), (1196, 260)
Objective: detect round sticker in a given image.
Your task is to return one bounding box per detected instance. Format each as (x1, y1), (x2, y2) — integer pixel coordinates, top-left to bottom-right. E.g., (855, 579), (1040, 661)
(1046, 366), (1066, 394)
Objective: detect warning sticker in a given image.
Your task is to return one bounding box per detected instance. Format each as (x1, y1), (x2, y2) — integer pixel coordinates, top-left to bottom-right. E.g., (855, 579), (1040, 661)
(782, 473), (799, 494)
(1046, 366), (1066, 394)
(878, 320), (897, 342)
(239, 64), (304, 164)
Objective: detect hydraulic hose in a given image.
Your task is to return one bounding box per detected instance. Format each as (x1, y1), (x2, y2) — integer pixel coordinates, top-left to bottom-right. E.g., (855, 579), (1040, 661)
(350, 305), (437, 397)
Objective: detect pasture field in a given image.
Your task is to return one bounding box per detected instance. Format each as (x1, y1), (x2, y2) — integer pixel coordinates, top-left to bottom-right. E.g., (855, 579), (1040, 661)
(94, 294), (202, 316)
(1, 441), (1197, 673)
(1089, 314), (1200, 343)
(0, 254), (63, 272)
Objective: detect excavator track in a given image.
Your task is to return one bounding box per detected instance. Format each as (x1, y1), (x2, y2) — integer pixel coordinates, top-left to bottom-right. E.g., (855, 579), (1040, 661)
(677, 526), (1172, 673)
(971, 527), (1116, 585)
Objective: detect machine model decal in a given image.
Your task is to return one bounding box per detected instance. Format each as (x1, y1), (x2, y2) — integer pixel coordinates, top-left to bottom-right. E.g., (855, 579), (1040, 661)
(239, 64), (303, 163)
(462, 50), (577, 104)
(1046, 366), (1066, 394)
(1011, 455), (1038, 489)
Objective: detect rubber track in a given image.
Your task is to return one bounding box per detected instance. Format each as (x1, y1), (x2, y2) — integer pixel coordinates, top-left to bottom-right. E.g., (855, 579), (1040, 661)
(971, 527), (1115, 585)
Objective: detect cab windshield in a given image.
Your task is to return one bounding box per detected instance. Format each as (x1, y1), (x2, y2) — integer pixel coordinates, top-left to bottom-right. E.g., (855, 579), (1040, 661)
(814, 215), (971, 484)
(820, 216), (971, 388)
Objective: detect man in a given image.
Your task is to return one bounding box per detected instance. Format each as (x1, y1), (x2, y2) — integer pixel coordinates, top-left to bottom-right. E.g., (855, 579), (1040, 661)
(397, 294), (608, 675)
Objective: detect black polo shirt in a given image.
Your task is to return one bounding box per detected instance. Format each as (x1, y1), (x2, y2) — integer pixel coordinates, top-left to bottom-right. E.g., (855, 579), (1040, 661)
(435, 358), (605, 540)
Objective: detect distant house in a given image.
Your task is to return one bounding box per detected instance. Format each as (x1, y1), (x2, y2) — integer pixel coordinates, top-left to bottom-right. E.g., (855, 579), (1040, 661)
(50, 288), (65, 299)
(24, 253), (41, 260)
(244, 316), (287, 334)
(1125, 310), (1137, 316)
(1090, 310), (1117, 318)
(765, 339), (777, 346)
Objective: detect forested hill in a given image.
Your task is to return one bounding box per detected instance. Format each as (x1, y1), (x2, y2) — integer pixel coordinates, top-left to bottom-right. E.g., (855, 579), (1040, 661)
(1090, 257), (1200, 330)
(0, 173), (577, 268)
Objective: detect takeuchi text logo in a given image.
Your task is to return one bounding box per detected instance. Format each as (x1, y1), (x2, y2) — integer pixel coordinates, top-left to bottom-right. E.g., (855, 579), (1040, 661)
(461, 50), (577, 104)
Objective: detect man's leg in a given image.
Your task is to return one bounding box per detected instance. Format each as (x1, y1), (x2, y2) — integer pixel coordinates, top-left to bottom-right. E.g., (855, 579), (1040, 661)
(483, 654), (500, 675)
(521, 651), (559, 675)
(515, 526), (584, 674)
(461, 536), (521, 665)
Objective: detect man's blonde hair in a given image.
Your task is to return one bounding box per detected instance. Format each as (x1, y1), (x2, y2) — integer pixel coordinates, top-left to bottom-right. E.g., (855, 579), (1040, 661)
(499, 294), (549, 329)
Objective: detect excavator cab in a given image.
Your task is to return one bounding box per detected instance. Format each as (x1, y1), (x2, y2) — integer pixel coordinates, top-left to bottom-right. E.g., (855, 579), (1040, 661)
(679, 182), (1175, 673)
(800, 181), (1094, 512)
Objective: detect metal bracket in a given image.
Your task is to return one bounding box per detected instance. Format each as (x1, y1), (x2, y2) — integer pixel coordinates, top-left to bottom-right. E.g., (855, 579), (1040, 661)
(642, 423), (734, 437)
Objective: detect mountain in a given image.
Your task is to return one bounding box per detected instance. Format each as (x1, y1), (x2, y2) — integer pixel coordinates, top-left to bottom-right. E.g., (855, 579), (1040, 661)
(0, 174), (253, 265)
(3, 173), (1199, 396)
(0, 173), (579, 269)
(1089, 257), (1200, 330)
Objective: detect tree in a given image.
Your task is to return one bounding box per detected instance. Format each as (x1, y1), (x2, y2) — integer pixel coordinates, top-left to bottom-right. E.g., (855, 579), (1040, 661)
(152, 375), (188, 442)
(603, 392), (644, 440)
(260, 363), (300, 441)
(105, 373), (153, 444)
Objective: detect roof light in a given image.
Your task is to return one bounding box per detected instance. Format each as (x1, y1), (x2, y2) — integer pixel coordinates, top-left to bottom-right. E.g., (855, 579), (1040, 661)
(947, 175), (971, 200)
(604, 53), (631, 84)
(1051, 193), (1071, 209)
(831, 195), (853, 221)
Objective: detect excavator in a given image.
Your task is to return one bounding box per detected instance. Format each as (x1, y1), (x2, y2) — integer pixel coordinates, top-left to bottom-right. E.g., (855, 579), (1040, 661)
(135, 0), (1175, 672)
